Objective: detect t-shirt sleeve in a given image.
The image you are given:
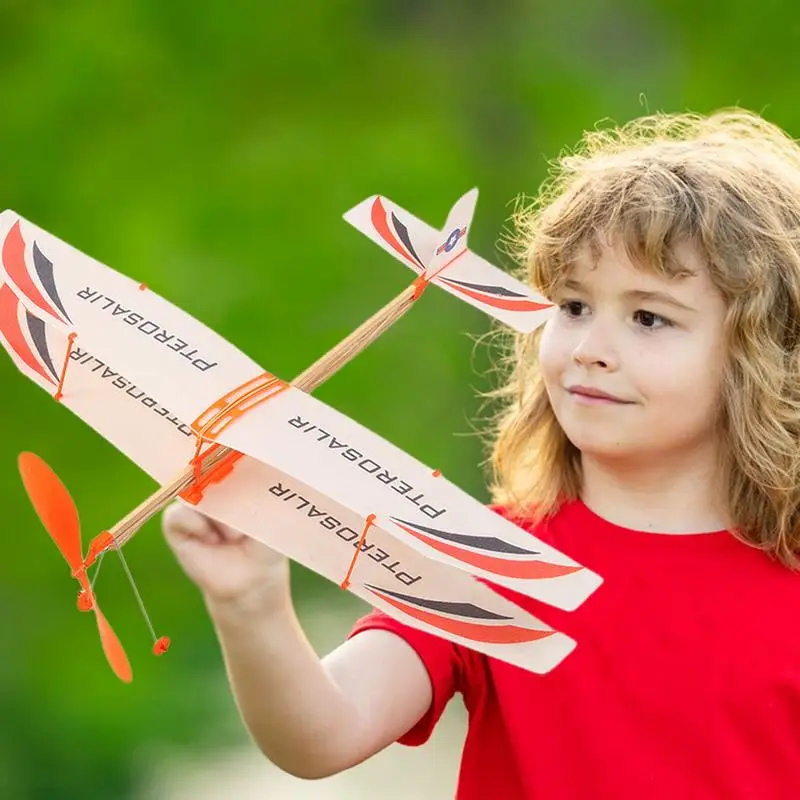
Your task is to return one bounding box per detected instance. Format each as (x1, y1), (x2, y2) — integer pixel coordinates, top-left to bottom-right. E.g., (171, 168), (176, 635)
(347, 608), (462, 746)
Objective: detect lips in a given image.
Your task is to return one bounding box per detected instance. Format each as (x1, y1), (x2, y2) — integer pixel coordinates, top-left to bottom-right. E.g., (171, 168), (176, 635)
(567, 385), (630, 403)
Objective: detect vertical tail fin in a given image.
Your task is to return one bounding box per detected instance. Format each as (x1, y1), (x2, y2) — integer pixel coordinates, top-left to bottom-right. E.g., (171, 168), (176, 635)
(423, 188), (478, 280)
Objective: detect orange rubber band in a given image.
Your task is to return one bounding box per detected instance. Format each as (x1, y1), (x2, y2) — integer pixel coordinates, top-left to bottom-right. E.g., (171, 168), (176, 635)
(53, 332), (77, 402)
(411, 247), (470, 301)
(182, 372), (289, 504)
(340, 514), (376, 591)
(181, 445), (244, 505)
(427, 247), (468, 282)
(412, 275), (429, 300)
(191, 372), (289, 441)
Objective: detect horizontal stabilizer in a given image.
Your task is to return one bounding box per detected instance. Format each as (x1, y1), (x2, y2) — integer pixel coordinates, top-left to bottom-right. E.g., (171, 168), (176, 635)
(343, 191), (555, 332)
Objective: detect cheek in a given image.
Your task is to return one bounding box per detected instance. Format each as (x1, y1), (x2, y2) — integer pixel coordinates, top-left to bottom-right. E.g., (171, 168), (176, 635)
(537, 321), (569, 384)
(638, 349), (724, 425)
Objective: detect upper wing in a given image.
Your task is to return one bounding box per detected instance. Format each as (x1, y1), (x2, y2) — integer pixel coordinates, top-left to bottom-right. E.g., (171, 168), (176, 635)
(0, 281), (63, 393)
(343, 192), (556, 332)
(194, 386), (603, 613)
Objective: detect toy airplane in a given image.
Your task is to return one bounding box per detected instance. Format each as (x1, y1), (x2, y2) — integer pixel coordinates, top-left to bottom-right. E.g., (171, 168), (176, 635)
(0, 189), (602, 685)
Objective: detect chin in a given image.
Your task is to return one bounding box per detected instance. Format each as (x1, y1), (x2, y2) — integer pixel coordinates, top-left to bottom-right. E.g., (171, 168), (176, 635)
(562, 427), (644, 460)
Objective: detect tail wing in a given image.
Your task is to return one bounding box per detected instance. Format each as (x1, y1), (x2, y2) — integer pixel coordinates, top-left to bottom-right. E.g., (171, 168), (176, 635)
(343, 190), (555, 332)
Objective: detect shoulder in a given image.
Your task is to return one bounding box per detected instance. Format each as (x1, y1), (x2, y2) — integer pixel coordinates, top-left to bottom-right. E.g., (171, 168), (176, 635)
(487, 498), (577, 549)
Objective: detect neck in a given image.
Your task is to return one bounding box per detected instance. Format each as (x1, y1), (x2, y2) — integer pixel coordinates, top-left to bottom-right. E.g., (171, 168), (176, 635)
(578, 445), (728, 534)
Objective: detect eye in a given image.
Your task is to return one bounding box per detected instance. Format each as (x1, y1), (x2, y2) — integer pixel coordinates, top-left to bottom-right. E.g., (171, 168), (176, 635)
(634, 309), (673, 329)
(559, 300), (586, 317)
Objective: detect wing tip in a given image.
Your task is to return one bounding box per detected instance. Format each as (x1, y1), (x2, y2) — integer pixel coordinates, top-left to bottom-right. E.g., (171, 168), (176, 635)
(342, 194), (381, 221)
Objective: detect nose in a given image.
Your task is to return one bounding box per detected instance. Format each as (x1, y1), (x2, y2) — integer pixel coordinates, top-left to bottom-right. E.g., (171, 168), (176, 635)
(571, 316), (619, 370)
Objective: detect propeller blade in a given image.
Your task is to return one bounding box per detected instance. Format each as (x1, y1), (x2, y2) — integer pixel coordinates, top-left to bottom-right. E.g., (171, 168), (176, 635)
(18, 451), (83, 571)
(93, 600), (133, 683)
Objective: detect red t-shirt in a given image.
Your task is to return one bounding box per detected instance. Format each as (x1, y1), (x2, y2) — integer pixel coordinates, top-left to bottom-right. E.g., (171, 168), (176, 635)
(348, 498), (800, 799)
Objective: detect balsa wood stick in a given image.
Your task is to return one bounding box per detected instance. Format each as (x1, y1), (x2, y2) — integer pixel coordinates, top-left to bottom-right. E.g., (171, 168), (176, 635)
(108, 282), (421, 548)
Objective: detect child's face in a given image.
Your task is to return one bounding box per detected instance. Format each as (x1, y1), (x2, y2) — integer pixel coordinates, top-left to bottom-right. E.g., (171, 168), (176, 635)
(539, 237), (728, 464)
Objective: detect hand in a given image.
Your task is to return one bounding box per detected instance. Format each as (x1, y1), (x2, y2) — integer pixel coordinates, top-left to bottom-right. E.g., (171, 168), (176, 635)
(161, 501), (290, 608)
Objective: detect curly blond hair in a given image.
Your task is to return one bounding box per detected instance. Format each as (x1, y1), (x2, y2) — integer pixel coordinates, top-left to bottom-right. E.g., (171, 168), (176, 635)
(485, 108), (800, 568)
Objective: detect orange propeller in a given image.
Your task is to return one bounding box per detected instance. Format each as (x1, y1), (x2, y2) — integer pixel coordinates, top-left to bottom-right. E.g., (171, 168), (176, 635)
(18, 451), (133, 683)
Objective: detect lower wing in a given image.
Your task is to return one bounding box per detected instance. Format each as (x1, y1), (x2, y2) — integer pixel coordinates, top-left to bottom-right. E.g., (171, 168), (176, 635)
(192, 457), (577, 675)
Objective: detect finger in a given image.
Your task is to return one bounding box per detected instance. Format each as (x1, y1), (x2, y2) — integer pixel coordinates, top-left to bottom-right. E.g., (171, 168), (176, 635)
(162, 502), (222, 543)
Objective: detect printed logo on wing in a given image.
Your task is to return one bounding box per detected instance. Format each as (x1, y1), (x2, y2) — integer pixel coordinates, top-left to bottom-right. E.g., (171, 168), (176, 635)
(364, 583), (553, 644)
(390, 517), (582, 580)
(0, 283), (59, 386)
(1, 220), (71, 326)
(435, 226), (467, 256)
(369, 197), (426, 274)
(436, 276), (553, 313)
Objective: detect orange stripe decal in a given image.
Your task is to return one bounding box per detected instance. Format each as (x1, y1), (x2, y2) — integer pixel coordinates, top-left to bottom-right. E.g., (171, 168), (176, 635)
(2, 222), (62, 323)
(393, 520), (581, 580)
(0, 285), (56, 385)
(368, 587), (553, 645)
(437, 277), (553, 312)
(370, 198), (424, 271)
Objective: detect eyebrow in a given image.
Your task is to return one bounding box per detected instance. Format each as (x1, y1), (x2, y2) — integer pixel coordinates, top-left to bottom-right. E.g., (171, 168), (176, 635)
(562, 279), (697, 313)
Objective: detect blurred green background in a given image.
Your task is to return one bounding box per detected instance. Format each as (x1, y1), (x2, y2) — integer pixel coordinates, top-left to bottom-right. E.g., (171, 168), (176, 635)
(1, 1), (797, 797)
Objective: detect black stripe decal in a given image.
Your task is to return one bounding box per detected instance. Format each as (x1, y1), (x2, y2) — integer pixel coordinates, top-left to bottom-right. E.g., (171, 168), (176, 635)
(390, 213), (425, 269)
(365, 584), (514, 620)
(393, 517), (540, 556)
(25, 312), (59, 379)
(32, 242), (71, 323)
(440, 276), (527, 298)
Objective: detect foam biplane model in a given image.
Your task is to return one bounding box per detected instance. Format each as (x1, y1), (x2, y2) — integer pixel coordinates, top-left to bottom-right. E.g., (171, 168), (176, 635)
(0, 189), (603, 685)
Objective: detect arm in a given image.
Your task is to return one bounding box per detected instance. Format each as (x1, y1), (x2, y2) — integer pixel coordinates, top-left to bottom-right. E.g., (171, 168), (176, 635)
(162, 502), (441, 780)
(206, 589), (434, 779)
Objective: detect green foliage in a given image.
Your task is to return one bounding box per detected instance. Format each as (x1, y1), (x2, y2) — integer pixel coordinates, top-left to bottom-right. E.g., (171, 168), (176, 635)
(1, 0), (798, 796)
